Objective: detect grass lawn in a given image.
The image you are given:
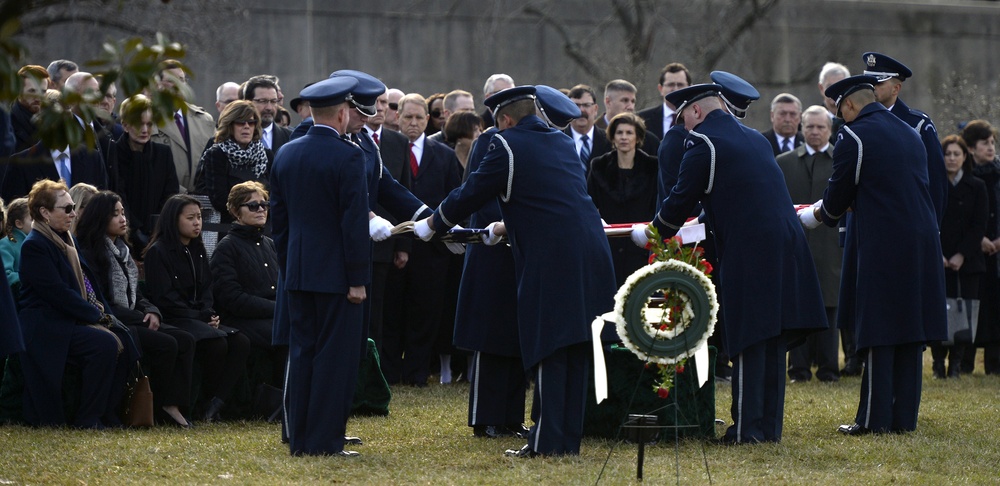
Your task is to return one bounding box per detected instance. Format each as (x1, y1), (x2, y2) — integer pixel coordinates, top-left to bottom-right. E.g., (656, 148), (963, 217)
(0, 349), (998, 485)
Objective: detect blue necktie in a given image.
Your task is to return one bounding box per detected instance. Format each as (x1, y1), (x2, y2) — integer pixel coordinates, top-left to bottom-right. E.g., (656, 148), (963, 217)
(579, 134), (591, 169)
(56, 153), (71, 186)
(781, 138), (791, 153)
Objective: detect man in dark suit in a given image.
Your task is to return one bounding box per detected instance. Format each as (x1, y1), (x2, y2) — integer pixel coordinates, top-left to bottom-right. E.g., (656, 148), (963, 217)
(270, 76), (370, 457)
(241, 76), (293, 156)
(11, 65), (49, 153)
(638, 62), (691, 139)
(596, 79), (660, 156)
(761, 93), (805, 156)
(416, 86), (617, 457)
(4, 71), (111, 202)
(636, 83), (828, 444)
(563, 84), (610, 176)
(777, 105), (842, 383)
(801, 75), (945, 436)
(381, 93), (463, 387)
(365, 90), (418, 356)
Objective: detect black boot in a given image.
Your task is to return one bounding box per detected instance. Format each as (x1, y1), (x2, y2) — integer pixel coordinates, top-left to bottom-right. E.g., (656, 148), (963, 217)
(202, 397), (225, 423)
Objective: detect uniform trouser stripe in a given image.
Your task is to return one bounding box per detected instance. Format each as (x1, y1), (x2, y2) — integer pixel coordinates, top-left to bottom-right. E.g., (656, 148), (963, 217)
(470, 352), (482, 425)
(864, 348), (873, 428)
(736, 353), (744, 442)
(531, 364), (543, 452)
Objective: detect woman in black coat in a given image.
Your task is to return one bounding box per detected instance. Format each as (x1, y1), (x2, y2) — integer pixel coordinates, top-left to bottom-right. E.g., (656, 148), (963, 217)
(143, 195), (250, 422)
(587, 112), (658, 287)
(113, 95), (180, 253)
(209, 181), (285, 387)
(933, 136), (988, 377)
(201, 100), (272, 225)
(75, 191), (196, 427)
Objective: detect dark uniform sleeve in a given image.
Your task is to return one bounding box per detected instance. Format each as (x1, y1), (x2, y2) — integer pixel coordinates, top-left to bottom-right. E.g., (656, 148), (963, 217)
(653, 136), (711, 236)
(340, 148), (372, 287)
(820, 130), (861, 226)
(431, 133), (510, 230)
(920, 119), (948, 224)
(377, 165), (430, 222)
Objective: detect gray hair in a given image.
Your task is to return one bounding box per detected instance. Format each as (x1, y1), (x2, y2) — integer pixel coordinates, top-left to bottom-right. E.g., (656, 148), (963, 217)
(483, 74), (514, 96)
(604, 79), (637, 97)
(770, 92), (802, 112)
(818, 62), (850, 87)
(801, 105), (831, 126)
(46, 59), (78, 84)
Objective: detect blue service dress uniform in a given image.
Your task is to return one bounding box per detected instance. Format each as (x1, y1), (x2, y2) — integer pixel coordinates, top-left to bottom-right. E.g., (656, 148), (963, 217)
(271, 124), (371, 455)
(432, 115), (616, 455)
(453, 128), (526, 432)
(653, 109), (828, 443)
(819, 102), (946, 433)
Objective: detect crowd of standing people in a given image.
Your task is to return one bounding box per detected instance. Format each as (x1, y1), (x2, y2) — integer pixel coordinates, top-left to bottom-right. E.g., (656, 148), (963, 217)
(0, 49), (996, 457)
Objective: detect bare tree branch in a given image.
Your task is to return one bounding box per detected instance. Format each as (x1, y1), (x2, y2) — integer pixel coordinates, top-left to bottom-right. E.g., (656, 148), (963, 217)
(523, 4), (605, 81)
(697, 0), (781, 72)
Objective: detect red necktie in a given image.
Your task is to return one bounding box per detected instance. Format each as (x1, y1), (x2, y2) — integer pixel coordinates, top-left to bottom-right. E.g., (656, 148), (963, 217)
(372, 132), (379, 146)
(409, 142), (419, 177)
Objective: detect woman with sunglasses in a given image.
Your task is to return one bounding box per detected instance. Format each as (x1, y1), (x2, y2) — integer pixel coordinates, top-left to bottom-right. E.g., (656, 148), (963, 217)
(16, 179), (135, 428)
(209, 181), (285, 394)
(113, 94), (180, 253)
(201, 100), (272, 227)
(143, 195), (250, 422)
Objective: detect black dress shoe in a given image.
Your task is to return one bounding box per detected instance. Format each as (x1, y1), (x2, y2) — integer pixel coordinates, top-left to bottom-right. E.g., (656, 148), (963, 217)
(474, 425), (512, 438)
(506, 424), (530, 439)
(504, 444), (539, 458)
(202, 397), (225, 423)
(837, 423), (871, 436)
(344, 436), (363, 446)
(336, 450), (360, 457)
(840, 366), (863, 377)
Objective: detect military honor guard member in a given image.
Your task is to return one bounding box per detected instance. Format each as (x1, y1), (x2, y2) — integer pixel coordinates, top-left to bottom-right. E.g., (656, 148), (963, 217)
(456, 86), (581, 440)
(634, 82), (828, 444)
(799, 75), (946, 435)
(414, 86), (616, 457)
(270, 76), (371, 457)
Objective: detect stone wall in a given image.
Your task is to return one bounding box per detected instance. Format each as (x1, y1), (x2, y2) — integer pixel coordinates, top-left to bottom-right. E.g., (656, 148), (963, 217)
(18, 0), (1000, 133)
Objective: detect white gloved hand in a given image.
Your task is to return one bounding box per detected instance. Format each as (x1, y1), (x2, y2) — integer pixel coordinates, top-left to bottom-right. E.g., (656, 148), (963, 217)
(630, 223), (651, 248)
(369, 215), (393, 241)
(413, 219), (435, 241)
(798, 200), (823, 229)
(482, 222), (503, 246)
(445, 242), (466, 254)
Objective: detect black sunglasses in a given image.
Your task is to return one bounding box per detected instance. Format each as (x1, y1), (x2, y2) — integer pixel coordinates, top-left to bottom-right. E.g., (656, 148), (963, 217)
(430, 109), (443, 118)
(53, 203), (76, 214)
(240, 201), (269, 212)
(388, 102), (399, 110)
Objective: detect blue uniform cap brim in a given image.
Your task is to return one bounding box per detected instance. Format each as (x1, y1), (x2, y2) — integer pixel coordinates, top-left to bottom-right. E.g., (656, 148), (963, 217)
(330, 70), (385, 116)
(664, 83), (723, 116)
(861, 52), (912, 82)
(709, 71), (759, 117)
(299, 76), (361, 108)
(534, 85), (581, 129)
(484, 85), (537, 122)
(824, 74), (879, 118)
